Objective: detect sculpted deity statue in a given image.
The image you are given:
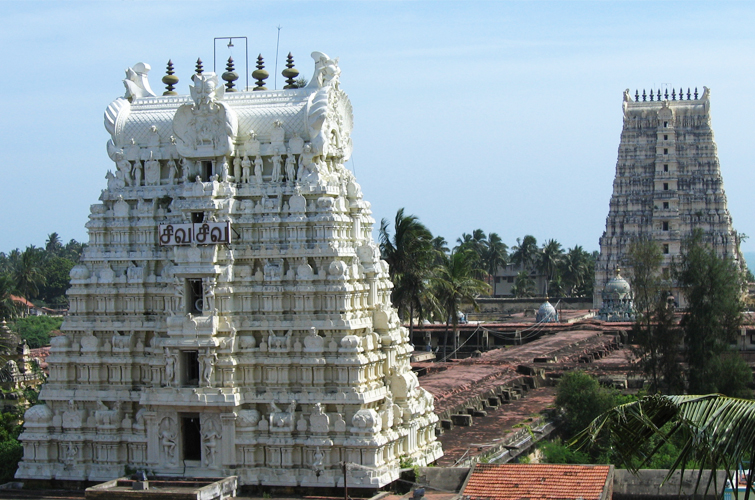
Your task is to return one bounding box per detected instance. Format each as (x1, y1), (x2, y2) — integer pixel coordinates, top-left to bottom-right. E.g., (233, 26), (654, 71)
(233, 156), (242, 181)
(199, 349), (217, 387)
(180, 158), (191, 183)
(133, 160), (143, 187)
(271, 149), (283, 182)
(285, 149), (297, 182)
(160, 427), (177, 466)
(145, 152), (160, 186)
(116, 154), (133, 187)
(298, 143), (314, 180)
(241, 155), (252, 183)
(254, 155), (264, 185)
(202, 421), (220, 467)
(167, 158), (178, 185)
(218, 157), (230, 182)
(164, 348), (177, 386)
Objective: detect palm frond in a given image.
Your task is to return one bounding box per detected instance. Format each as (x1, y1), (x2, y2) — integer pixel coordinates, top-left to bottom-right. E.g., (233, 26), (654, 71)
(574, 394), (755, 499)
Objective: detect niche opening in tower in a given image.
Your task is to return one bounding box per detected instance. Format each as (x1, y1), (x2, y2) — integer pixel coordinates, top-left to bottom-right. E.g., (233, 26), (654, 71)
(188, 279), (204, 314)
(191, 212), (205, 223)
(181, 414), (201, 461)
(201, 161), (213, 181)
(182, 351), (199, 387)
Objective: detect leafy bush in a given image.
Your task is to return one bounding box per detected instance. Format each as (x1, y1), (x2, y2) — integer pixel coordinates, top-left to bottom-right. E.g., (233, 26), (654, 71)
(11, 316), (62, 348)
(540, 438), (590, 464)
(0, 413), (23, 483)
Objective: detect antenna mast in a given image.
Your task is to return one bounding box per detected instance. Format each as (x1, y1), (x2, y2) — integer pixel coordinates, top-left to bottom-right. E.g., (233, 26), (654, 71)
(275, 25), (282, 90)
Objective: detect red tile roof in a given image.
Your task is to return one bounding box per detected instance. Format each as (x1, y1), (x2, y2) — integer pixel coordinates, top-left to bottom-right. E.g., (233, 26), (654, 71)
(463, 463), (612, 500)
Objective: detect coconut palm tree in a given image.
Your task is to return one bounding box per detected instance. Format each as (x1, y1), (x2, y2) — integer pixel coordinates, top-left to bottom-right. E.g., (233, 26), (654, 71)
(45, 232), (62, 256)
(379, 208), (435, 336)
(538, 239), (564, 295)
(456, 229), (488, 280)
(12, 246), (45, 310)
(431, 236), (450, 266)
(576, 394), (755, 498)
(560, 245), (588, 296)
(0, 273), (18, 320)
(432, 249), (490, 359)
(511, 235), (539, 272)
(484, 232), (508, 287)
(511, 270), (536, 298)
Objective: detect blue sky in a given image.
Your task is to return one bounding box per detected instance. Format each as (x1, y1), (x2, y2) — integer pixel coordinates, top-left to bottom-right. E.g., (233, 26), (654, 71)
(2, 1), (755, 256)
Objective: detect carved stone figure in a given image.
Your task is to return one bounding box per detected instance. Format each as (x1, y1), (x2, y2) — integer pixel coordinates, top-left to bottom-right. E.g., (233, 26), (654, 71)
(233, 156), (242, 181)
(133, 160), (143, 187)
(241, 155), (252, 183)
(181, 158), (191, 182)
(117, 155), (133, 187)
(160, 422), (177, 466)
(271, 149), (283, 182)
(123, 62), (156, 99)
(167, 158), (178, 185)
(285, 149), (297, 182)
(254, 155), (263, 185)
(309, 403), (330, 433)
(199, 349), (217, 387)
(269, 400), (297, 430)
(202, 421), (220, 467)
(172, 72), (238, 158)
(164, 348), (177, 386)
(218, 157), (230, 182)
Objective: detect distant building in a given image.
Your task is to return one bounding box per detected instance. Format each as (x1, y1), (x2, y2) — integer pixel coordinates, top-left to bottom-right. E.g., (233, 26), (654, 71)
(595, 87), (742, 308)
(492, 263), (546, 298)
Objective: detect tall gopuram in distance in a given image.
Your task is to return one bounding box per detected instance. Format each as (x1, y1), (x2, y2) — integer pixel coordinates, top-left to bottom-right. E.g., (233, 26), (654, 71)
(594, 87), (742, 308)
(16, 51), (441, 487)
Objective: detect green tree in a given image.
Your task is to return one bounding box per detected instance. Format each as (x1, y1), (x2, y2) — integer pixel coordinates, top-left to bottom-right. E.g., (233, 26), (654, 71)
(653, 293), (685, 395)
(511, 235), (539, 272)
(560, 246), (588, 297)
(431, 249), (489, 359)
(555, 371), (619, 437)
(625, 237), (665, 392)
(379, 208), (435, 335)
(483, 232), (508, 288)
(511, 270), (535, 298)
(12, 246), (46, 307)
(12, 316), (63, 348)
(431, 236), (450, 267)
(456, 229), (488, 280)
(0, 274), (19, 321)
(0, 413), (22, 484)
(538, 239), (564, 295)
(37, 256), (75, 307)
(710, 351), (753, 399)
(675, 230), (745, 394)
(45, 232), (62, 256)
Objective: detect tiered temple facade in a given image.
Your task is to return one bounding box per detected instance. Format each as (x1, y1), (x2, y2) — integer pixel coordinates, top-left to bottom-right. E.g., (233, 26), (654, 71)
(16, 52), (441, 487)
(595, 87), (741, 308)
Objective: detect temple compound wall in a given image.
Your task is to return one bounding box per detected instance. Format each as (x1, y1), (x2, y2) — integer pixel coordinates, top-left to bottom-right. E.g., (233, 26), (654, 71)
(16, 52), (442, 487)
(594, 87), (742, 308)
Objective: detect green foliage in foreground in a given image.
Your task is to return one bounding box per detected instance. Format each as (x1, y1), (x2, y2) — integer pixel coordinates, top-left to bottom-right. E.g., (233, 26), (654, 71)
(574, 394), (755, 494)
(12, 315), (62, 348)
(0, 413), (23, 484)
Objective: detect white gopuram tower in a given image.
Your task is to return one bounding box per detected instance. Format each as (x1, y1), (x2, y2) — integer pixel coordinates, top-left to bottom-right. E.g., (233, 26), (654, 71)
(594, 87), (742, 308)
(17, 52), (442, 487)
